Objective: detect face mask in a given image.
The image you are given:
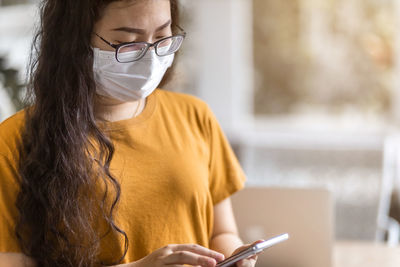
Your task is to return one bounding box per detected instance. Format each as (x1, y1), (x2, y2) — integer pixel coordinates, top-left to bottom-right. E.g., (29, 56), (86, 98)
(92, 47), (174, 102)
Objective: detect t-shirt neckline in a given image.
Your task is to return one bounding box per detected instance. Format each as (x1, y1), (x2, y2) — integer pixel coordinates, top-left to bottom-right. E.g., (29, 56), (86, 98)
(96, 89), (158, 131)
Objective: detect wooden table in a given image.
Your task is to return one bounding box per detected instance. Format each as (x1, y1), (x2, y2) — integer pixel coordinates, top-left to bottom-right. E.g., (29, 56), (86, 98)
(334, 241), (400, 267)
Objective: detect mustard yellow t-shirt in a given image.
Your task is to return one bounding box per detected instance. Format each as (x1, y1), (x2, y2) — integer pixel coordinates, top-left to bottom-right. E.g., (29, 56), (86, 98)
(0, 89), (246, 264)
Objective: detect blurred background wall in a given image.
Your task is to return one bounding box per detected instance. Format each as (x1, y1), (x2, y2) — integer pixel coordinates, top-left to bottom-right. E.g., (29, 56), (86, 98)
(1, 0), (400, 243)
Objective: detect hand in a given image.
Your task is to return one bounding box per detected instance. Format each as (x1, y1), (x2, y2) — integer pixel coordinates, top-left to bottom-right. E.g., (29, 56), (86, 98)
(230, 240), (264, 267)
(132, 243), (225, 267)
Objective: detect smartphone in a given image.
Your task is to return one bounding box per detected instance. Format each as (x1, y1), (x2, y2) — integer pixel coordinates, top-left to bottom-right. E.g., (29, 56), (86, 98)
(215, 233), (289, 267)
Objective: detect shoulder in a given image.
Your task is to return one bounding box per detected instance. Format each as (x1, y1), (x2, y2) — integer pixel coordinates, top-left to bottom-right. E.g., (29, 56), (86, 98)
(155, 89), (213, 118)
(155, 89), (222, 139)
(0, 109), (26, 159)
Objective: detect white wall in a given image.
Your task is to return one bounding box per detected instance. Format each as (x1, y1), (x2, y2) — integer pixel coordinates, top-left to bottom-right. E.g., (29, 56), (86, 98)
(0, 4), (37, 73)
(0, 4), (37, 121)
(185, 0), (254, 135)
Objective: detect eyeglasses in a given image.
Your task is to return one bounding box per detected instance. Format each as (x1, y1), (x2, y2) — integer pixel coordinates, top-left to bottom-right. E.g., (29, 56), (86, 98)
(95, 26), (186, 63)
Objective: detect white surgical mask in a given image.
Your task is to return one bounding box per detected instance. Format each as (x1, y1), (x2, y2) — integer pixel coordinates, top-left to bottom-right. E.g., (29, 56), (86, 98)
(93, 47), (174, 102)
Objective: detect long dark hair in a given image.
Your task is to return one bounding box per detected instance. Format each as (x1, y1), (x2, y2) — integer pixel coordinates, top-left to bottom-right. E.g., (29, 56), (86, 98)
(16, 1), (180, 266)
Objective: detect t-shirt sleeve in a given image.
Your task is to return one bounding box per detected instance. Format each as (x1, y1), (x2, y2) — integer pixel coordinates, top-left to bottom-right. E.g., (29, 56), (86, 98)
(204, 105), (247, 205)
(0, 153), (22, 252)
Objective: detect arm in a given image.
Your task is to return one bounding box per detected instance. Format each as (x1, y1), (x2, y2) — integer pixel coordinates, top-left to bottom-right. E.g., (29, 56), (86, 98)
(0, 247), (223, 267)
(107, 200), (237, 267)
(209, 197), (243, 257)
(0, 200), (237, 267)
(210, 197), (261, 267)
(0, 253), (37, 267)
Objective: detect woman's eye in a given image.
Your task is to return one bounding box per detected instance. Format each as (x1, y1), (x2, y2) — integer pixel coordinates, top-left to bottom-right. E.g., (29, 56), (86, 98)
(115, 36), (167, 44)
(116, 39), (138, 44)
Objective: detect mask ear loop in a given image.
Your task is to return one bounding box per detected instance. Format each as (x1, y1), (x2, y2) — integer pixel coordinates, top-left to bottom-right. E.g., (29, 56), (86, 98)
(133, 98), (143, 118)
(92, 47), (99, 69)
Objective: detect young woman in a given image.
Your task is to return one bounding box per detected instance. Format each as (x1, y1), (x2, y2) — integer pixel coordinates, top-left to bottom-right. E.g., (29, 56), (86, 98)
(0, 0), (260, 266)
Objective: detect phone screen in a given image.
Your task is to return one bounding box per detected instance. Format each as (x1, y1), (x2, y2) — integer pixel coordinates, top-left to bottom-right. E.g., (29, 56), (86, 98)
(215, 233), (289, 267)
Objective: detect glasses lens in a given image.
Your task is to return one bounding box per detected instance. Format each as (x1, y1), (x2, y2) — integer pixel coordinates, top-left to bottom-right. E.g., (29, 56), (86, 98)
(117, 43), (147, 62)
(156, 36), (184, 56)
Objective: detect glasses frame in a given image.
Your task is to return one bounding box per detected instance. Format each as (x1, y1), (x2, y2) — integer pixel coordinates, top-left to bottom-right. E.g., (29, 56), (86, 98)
(95, 25), (186, 63)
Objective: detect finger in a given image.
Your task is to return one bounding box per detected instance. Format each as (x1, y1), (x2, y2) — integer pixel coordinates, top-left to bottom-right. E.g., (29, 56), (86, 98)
(170, 244), (225, 262)
(231, 244), (251, 255)
(241, 239), (264, 251)
(249, 254), (258, 260)
(163, 250), (217, 267)
(231, 239), (266, 258)
(236, 257), (258, 267)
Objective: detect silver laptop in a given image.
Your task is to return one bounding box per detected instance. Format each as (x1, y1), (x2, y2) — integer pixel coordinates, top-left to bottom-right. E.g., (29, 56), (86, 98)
(231, 186), (334, 267)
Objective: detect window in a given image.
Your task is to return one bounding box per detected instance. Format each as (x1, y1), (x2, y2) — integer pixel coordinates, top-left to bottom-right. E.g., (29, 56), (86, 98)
(0, 0), (34, 6)
(253, 0), (397, 127)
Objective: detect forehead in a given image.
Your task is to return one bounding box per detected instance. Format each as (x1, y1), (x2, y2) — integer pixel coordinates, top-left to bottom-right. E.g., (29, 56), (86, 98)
(100, 0), (171, 28)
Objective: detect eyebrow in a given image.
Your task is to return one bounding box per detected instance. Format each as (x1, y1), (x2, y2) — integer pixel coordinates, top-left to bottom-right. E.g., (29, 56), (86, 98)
(111, 20), (172, 34)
